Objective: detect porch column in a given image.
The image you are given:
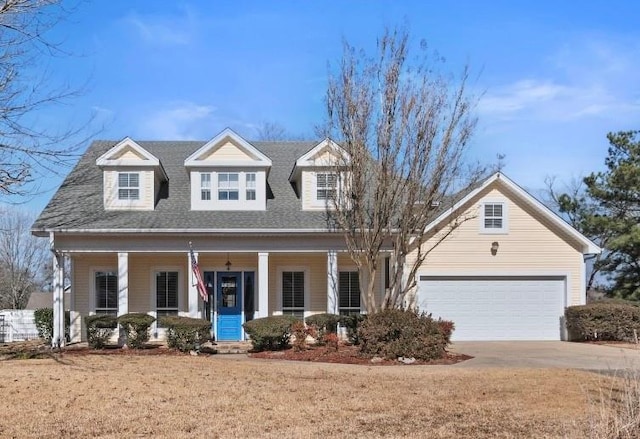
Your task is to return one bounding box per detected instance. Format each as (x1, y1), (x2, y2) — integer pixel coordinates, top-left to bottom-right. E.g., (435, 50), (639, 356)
(256, 252), (269, 318)
(68, 257), (81, 343)
(188, 251), (199, 318)
(327, 250), (339, 314)
(117, 252), (129, 316)
(52, 251), (65, 348)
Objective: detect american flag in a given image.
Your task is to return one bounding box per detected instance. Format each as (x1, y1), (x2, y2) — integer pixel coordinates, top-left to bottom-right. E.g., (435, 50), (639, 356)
(190, 249), (208, 302)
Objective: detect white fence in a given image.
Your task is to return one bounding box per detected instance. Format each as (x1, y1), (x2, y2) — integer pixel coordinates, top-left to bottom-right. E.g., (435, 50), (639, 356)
(0, 310), (39, 343)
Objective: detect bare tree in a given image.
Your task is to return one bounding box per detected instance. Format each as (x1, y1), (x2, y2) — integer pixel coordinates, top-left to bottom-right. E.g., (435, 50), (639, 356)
(255, 122), (290, 141)
(255, 121), (315, 142)
(0, 207), (49, 309)
(324, 27), (481, 313)
(0, 0), (89, 196)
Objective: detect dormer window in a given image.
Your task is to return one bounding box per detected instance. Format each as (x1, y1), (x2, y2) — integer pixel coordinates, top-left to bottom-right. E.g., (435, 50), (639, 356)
(200, 173), (211, 201)
(316, 172), (338, 201)
(118, 173), (139, 200)
(218, 173), (239, 201)
(96, 137), (166, 211)
(184, 128), (272, 211)
(246, 173), (256, 200)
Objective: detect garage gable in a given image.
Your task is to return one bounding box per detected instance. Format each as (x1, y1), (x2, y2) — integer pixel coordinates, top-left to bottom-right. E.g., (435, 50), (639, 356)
(425, 172), (600, 255)
(414, 173), (597, 341)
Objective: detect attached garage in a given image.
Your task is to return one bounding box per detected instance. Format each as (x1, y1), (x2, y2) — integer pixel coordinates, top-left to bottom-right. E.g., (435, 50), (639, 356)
(417, 275), (567, 341)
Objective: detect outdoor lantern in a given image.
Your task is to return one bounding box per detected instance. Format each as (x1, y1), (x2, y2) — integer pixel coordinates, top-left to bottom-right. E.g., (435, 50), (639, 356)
(225, 253), (232, 271)
(491, 241), (499, 255)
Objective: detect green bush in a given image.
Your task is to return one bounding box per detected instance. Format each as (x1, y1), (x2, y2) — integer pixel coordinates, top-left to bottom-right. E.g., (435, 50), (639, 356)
(85, 314), (118, 349)
(242, 315), (299, 351)
(339, 313), (367, 345)
(117, 313), (155, 349)
(358, 309), (449, 361)
(306, 313), (340, 345)
(34, 308), (70, 343)
(565, 303), (640, 341)
(160, 316), (211, 352)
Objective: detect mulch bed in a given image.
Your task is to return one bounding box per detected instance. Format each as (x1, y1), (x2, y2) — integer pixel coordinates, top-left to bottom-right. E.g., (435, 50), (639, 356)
(249, 344), (472, 366)
(62, 345), (189, 356)
(3, 340), (472, 365)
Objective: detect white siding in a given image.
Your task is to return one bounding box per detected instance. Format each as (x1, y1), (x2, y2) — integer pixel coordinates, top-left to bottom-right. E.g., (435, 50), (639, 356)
(103, 168), (155, 210)
(411, 184), (585, 307)
(190, 169), (267, 211)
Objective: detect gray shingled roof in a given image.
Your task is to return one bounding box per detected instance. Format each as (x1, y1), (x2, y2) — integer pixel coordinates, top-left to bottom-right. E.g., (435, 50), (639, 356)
(33, 140), (335, 232)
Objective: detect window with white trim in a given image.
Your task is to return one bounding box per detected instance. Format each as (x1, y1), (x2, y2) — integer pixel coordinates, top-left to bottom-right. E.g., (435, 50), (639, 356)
(246, 173), (256, 200)
(118, 173), (139, 200)
(482, 202), (506, 232)
(218, 173), (239, 200)
(282, 271), (305, 319)
(339, 271), (360, 315)
(201, 173), (211, 201)
(156, 271), (179, 320)
(95, 271), (118, 315)
(316, 172), (338, 201)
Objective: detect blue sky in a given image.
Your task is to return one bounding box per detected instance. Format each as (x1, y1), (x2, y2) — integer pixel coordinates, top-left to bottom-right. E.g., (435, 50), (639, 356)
(15, 1), (640, 212)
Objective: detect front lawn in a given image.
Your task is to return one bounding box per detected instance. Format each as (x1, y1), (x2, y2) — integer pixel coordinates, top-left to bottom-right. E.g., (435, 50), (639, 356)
(0, 354), (612, 438)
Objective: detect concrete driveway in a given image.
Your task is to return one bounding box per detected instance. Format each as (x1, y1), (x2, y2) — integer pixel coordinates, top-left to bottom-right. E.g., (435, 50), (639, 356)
(450, 341), (640, 370)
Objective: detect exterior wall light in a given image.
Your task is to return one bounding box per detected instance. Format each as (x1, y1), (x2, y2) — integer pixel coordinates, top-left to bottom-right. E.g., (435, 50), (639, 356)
(225, 253), (232, 271)
(491, 241), (499, 256)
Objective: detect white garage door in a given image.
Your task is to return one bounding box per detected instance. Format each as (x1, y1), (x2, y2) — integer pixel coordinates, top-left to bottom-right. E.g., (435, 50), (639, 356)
(417, 276), (566, 341)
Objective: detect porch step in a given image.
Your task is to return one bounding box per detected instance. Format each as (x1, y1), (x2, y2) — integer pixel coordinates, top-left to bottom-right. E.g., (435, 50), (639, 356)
(213, 341), (252, 354)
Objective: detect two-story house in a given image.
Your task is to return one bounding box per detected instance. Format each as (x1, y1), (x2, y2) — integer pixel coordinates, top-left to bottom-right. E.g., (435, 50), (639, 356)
(32, 128), (599, 345)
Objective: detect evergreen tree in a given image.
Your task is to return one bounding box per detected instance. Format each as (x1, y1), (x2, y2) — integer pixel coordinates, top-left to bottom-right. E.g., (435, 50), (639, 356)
(584, 130), (640, 299)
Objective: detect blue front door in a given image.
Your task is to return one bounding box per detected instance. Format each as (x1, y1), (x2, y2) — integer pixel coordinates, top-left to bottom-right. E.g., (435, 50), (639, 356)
(217, 272), (242, 341)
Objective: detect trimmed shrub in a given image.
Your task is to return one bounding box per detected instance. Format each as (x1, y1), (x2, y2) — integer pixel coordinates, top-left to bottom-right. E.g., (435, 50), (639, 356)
(306, 313), (339, 345)
(160, 316), (211, 352)
(34, 308), (70, 343)
(358, 309), (449, 361)
(243, 315), (299, 351)
(117, 313), (155, 349)
(85, 314), (118, 349)
(323, 332), (339, 351)
(437, 319), (455, 345)
(291, 320), (311, 352)
(339, 313), (367, 345)
(565, 303), (640, 341)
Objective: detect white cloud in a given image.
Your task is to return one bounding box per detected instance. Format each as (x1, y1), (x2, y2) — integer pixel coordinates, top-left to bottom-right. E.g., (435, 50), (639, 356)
(138, 102), (217, 140)
(122, 7), (196, 46)
(478, 36), (640, 124)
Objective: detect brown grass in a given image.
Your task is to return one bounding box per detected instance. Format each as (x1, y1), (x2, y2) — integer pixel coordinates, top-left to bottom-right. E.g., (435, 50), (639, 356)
(0, 354), (608, 438)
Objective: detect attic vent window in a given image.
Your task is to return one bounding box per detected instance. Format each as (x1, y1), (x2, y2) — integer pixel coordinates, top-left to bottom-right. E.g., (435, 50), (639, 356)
(484, 203), (503, 228)
(118, 173), (139, 200)
(481, 202), (508, 233)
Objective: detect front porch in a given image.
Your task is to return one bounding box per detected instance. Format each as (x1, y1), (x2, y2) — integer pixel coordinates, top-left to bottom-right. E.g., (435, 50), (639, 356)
(52, 250), (386, 346)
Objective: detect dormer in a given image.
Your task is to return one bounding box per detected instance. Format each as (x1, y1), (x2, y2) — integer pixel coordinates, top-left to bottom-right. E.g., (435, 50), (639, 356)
(96, 137), (167, 211)
(289, 139), (350, 211)
(184, 128), (272, 211)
